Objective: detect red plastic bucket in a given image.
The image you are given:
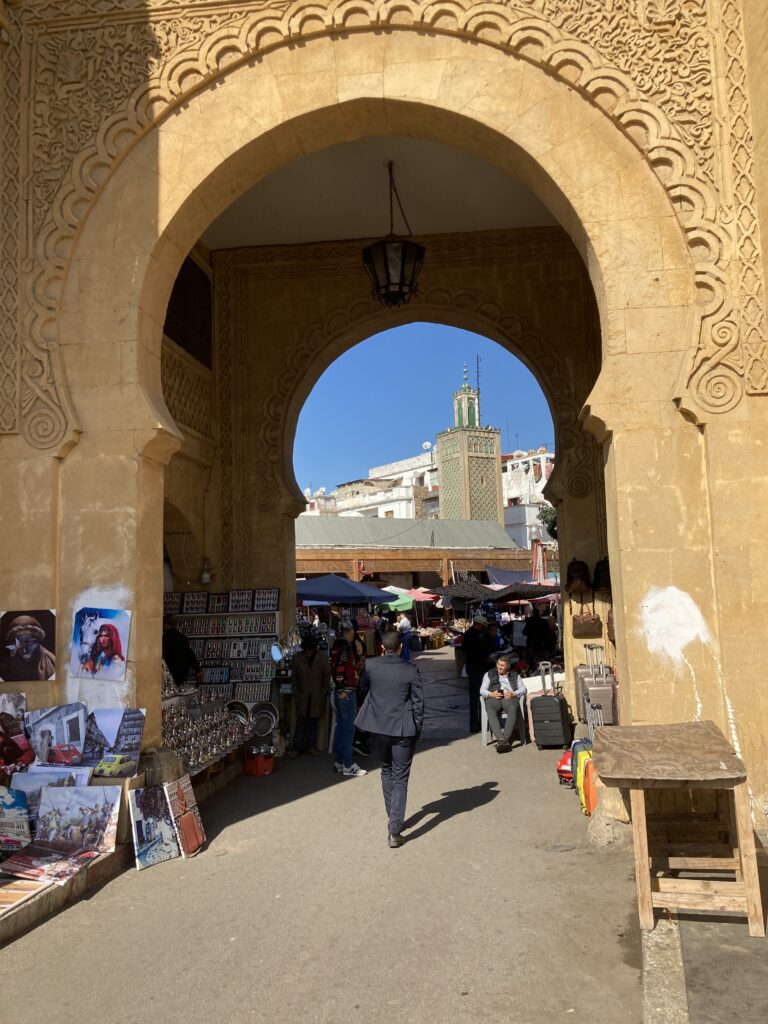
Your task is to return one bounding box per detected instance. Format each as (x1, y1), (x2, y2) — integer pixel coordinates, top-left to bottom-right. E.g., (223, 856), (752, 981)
(245, 751), (274, 776)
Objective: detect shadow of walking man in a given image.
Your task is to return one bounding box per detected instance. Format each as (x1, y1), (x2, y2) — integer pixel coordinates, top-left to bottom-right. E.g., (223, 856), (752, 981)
(403, 780), (500, 842)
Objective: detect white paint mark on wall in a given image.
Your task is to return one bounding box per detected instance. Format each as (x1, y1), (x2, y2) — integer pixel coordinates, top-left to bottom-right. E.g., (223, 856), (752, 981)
(639, 586), (711, 665)
(639, 585), (742, 756)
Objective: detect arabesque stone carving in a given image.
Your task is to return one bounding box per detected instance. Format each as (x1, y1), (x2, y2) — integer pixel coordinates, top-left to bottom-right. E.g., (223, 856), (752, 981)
(0, 0), (764, 447)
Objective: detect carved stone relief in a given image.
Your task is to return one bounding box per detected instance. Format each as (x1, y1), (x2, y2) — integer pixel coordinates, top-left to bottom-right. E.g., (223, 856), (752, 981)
(0, 0), (764, 449)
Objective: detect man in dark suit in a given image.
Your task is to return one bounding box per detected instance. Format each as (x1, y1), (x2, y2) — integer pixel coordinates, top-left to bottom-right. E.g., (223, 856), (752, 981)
(356, 629), (424, 848)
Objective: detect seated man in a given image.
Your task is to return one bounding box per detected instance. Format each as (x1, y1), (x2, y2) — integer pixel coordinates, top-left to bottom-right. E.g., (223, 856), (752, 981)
(480, 649), (526, 753)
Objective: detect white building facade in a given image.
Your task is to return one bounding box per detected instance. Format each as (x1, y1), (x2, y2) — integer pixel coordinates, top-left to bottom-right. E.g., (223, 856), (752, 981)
(500, 447), (556, 548)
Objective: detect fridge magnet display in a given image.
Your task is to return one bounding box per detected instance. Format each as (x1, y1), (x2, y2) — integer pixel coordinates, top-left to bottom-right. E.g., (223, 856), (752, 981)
(181, 591), (209, 614)
(0, 611), (56, 682)
(164, 774), (206, 857)
(81, 708), (145, 777)
(1, 785), (121, 885)
(128, 786), (180, 870)
(24, 702), (87, 765)
(0, 787), (31, 852)
(69, 608), (132, 681)
(0, 706), (35, 774)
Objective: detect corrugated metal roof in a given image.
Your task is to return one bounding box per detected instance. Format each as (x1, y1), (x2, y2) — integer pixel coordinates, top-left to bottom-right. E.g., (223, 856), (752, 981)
(295, 517), (519, 550)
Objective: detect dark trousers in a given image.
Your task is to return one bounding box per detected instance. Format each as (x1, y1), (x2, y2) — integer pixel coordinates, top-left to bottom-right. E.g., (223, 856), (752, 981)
(467, 667), (485, 731)
(293, 715), (318, 752)
(484, 695), (520, 742)
(375, 734), (416, 835)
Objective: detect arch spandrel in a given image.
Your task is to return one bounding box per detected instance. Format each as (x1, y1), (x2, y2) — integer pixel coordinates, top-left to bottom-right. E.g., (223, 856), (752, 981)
(1, 2), (761, 450)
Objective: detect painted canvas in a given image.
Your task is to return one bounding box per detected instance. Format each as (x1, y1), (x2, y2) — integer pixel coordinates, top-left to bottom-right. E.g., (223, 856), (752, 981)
(24, 702), (87, 766)
(27, 765), (92, 785)
(10, 771), (76, 833)
(128, 787), (180, 870)
(0, 878), (52, 916)
(81, 708), (145, 778)
(1, 785), (121, 885)
(69, 607), (131, 682)
(0, 611), (56, 682)
(0, 787), (31, 852)
(0, 694), (35, 774)
(164, 775), (206, 857)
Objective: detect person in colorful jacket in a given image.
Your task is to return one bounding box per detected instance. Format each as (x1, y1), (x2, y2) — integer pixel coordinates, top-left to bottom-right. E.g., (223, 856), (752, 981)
(330, 623), (367, 777)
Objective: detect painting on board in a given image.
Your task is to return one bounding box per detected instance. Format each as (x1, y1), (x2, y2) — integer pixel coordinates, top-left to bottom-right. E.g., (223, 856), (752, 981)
(128, 787), (180, 870)
(81, 708), (145, 778)
(0, 787), (31, 852)
(0, 694), (34, 775)
(10, 771), (76, 833)
(1, 785), (121, 885)
(164, 775), (206, 857)
(0, 612), (56, 682)
(24, 702), (87, 766)
(69, 608), (131, 682)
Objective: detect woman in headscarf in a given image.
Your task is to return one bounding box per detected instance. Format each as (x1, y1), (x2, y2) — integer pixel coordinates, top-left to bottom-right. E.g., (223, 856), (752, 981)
(83, 622), (125, 678)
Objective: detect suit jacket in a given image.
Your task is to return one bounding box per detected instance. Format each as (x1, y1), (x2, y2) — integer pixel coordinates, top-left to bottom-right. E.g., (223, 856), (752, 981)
(355, 653), (424, 738)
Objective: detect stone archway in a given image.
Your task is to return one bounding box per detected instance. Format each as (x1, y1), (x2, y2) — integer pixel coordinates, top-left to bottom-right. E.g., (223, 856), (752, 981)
(4, 20), (765, 818)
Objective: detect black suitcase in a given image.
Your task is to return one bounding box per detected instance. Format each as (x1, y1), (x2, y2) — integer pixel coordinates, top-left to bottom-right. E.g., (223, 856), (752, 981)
(530, 693), (571, 749)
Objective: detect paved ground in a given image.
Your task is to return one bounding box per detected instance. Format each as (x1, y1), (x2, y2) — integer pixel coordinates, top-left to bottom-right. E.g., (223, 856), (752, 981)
(679, 869), (768, 1024)
(3, 647), (641, 1024)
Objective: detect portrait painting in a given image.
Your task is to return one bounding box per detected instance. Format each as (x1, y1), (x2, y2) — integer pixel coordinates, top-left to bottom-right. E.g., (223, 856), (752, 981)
(0, 611), (56, 682)
(69, 608), (131, 682)
(0, 693), (34, 775)
(0, 786), (31, 852)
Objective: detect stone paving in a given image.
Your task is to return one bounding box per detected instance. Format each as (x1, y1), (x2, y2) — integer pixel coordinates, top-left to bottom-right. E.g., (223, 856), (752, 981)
(2, 647), (641, 1024)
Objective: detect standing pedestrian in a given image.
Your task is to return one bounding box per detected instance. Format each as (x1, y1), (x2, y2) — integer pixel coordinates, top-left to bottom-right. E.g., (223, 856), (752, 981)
(396, 611), (413, 663)
(356, 630), (424, 848)
(330, 623), (367, 777)
(461, 615), (495, 733)
(288, 636), (331, 758)
(162, 615), (202, 689)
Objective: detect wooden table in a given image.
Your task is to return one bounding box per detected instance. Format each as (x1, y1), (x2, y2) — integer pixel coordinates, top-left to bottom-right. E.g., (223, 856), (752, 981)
(593, 721), (765, 937)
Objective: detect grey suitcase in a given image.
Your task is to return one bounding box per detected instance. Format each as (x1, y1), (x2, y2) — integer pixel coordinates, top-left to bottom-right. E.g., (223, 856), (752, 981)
(583, 643), (618, 725)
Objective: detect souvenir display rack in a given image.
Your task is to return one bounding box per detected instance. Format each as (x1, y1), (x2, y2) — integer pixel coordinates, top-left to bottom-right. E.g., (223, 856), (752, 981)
(162, 589), (282, 774)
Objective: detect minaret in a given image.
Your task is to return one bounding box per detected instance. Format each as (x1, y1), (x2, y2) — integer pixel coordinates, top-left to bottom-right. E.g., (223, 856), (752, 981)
(436, 366), (503, 524)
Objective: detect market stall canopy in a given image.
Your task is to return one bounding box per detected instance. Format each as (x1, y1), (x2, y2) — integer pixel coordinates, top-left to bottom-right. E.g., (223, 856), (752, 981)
(434, 579), (557, 602)
(295, 574), (398, 605)
(486, 564), (559, 587)
(405, 589), (438, 601)
(379, 586), (415, 611)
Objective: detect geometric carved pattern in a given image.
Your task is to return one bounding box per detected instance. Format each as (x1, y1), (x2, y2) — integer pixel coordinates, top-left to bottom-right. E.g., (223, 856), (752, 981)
(161, 339), (213, 438)
(0, 3), (21, 434)
(468, 456), (500, 521)
(439, 455), (462, 520)
(4, 0), (767, 450)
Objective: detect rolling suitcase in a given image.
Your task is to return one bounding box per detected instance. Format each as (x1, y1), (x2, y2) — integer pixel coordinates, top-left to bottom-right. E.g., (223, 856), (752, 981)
(525, 662), (555, 745)
(530, 662), (571, 749)
(573, 664), (592, 723)
(583, 643), (618, 725)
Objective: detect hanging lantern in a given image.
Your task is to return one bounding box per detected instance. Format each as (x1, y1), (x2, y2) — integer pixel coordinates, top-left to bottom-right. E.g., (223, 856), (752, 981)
(362, 162), (425, 308)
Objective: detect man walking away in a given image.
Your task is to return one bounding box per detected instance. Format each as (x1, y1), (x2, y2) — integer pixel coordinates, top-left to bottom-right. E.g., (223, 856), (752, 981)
(356, 629), (424, 848)
(396, 612), (413, 663)
(288, 635), (331, 758)
(162, 615), (202, 689)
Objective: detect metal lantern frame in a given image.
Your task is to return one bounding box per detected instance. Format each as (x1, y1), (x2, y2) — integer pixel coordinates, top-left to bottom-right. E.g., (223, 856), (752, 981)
(362, 162), (425, 308)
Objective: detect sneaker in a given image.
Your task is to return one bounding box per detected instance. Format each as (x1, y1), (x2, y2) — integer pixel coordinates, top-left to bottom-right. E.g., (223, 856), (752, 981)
(333, 761), (344, 773)
(342, 763), (367, 777)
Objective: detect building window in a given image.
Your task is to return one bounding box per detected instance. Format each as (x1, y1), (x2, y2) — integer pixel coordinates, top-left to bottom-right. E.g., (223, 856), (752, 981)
(163, 256), (213, 368)
(384, 510), (394, 518)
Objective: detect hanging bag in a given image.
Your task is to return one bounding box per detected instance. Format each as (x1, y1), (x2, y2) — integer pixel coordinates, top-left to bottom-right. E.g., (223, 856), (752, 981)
(571, 595), (603, 639)
(566, 557), (592, 594)
(593, 556), (611, 593)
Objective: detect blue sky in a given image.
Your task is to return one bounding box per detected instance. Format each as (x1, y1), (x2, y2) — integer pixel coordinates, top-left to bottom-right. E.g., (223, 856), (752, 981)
(293, 323), (554, 493)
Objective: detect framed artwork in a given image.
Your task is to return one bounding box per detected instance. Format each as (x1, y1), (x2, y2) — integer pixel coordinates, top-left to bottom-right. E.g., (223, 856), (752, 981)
(128, 787), (180, 870)
(69, 608), (131, 682)
(81, 708), (145, 778)
(0, 694), (34, 774)
(0, 787), (31, 852)
(0, 611), (56, 682)
(164, 775), (206, 857)
(24, 702), (87, 766)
